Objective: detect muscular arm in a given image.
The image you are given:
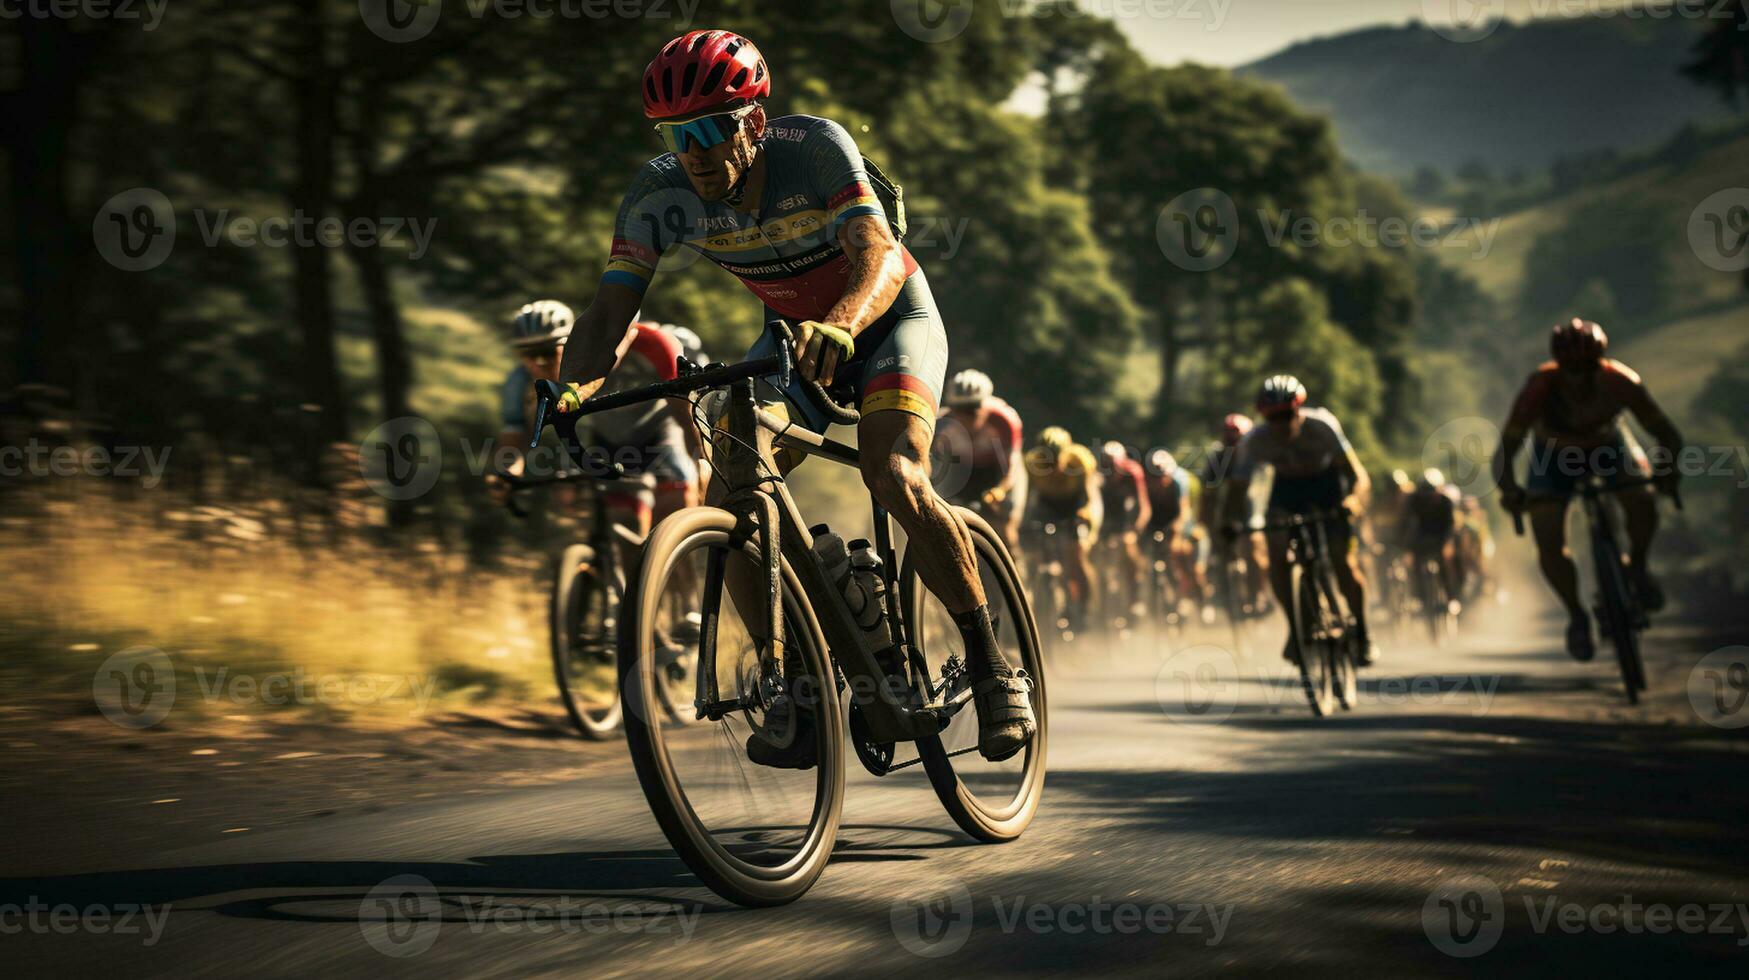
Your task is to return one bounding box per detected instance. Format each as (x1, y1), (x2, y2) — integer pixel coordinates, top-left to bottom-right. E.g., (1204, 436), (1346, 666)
(826, 214), (907, 337)
(1130, 470), (1152, 533)
(1624, 382), (1684, 458)
(1340, 446), (1371, 509)
(556, 283), (645, 401)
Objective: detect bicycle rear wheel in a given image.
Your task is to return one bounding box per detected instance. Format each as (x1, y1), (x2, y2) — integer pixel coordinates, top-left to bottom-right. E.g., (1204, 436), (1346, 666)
(1290, 564), (1336, 717)
(551, 543), (622, 739)
(619, 507), (844, 907)
(904, 507), (1048, 842)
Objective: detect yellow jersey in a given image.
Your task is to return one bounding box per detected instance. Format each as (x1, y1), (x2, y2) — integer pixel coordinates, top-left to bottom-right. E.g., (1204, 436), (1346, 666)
(1027, 443), (1097, 504)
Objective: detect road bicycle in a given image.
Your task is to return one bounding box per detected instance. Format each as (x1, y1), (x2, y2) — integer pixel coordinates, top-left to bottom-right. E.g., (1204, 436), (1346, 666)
(503, 465), (698, 739)
(535, 322), (1048, 906)
(1260, 510), (1359, 717)
(1511, 474), (1680, 705)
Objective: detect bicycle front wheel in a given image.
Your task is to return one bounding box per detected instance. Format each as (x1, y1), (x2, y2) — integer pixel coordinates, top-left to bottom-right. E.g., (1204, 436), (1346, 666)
(1290, 563), (1336, 717)
(551, 543), (622, 739)
(1592, 532), (1647, 703)
(619, 507), (844, 907)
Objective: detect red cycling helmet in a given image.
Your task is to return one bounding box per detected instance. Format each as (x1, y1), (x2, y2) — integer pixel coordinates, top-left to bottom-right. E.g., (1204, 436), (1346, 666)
(643, 30), (770, 120)
(1550, 318), (1608, 366)
(1221, 413), (1253, 447)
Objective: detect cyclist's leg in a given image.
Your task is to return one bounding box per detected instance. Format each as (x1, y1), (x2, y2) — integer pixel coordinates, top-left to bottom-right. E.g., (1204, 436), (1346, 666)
(1529, 500), (1581, 614)
(1262, 528), (1294, 655)
(1332, 523), (1370, 636)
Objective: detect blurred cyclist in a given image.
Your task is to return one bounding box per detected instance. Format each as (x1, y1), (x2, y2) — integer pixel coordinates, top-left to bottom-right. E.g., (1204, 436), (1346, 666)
(1223, 375), (1377, 667)
(1095, 441), (1152, 625)
(1024, 426), (1102, 626)
(1494, 318), (1683, 661)
(932, 369), (1027, 552)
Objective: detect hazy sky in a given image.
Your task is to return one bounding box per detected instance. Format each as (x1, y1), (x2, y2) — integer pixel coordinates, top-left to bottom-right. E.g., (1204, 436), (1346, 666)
(1101, 0), (1649, 66)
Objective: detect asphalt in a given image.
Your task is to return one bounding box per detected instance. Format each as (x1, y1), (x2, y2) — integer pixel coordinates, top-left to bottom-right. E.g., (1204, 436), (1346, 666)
(5, 603), (1748, 978)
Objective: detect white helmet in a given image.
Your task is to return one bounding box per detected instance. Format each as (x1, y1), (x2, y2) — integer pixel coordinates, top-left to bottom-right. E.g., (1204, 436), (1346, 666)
(945, 369), (994, 409)
(510, 300), (574, 349)
(662, 324), (708, 366)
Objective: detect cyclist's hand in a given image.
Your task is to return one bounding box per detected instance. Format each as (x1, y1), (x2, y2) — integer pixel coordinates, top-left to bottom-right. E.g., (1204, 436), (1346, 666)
(1339, 494), (1365, 519)
(548, 381), (591, 414)
(1499, 485), (1527, 515)
(1655, 469), (1681, 498)
(794, 320), (854, 385)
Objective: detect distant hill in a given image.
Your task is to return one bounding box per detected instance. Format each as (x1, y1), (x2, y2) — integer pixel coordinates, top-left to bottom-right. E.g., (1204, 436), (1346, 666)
(1239, 15), (1734, 175)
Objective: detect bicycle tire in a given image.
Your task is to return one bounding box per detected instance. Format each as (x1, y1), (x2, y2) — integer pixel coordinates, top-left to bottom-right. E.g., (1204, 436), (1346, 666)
(551, 543), (623, 739)
(1591, 530), (1646, 703)
(907, 507), (1049, 843)
(619, 507), (844, 907)
(1290, 563), (1335, 717)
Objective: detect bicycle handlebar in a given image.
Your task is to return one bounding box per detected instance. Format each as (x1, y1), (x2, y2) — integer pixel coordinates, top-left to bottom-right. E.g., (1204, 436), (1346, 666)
(1507, 475), (1682, 536)
(531, 320), (860, 451)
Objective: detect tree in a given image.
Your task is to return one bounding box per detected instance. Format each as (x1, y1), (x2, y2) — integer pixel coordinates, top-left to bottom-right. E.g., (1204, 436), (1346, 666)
(1682, 4), (1749, 108)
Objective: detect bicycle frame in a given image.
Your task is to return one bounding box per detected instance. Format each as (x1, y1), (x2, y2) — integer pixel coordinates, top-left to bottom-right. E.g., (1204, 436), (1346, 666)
(544, 334), (949, 745)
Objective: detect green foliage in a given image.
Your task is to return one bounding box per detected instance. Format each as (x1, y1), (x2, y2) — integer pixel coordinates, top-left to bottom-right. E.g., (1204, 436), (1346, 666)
(1518, 199), (1674, 338)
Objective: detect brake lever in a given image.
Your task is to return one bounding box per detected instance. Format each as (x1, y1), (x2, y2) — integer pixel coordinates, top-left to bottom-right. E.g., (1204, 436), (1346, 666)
(531, 379), (565, 449)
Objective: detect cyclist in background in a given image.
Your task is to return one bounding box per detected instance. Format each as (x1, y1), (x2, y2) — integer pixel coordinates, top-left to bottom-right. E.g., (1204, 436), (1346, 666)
(1455, 494), (1495, 605)
(1024, 426), (1102, 627)
(1222, 376), (1377, 666)
(1494, 319), (1683, 661)
(1399, 467), (1465, 619)
(1145, 448), (1211, 624)
(488, 301), (702, 536)
(932, 369), (1026, 553)
(1199, 413), (1266, 615)
(1096, 441), (1152, 625)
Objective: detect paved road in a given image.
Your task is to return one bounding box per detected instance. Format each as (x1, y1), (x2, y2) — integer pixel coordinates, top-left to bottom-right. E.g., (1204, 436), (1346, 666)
(7, 606), (1748, 977)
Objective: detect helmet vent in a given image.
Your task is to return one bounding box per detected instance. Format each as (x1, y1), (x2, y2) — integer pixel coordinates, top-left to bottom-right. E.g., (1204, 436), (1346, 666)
(754, 63), (764, 82)
(723, 38), (743, 58)
(701, 61), (728, 96)
(690, 31), (716, 52)
(661, 67), (673, 103)
(681, 61), (699, 96)
(730, 68), (748, 90)
(645, 75), (658, 104)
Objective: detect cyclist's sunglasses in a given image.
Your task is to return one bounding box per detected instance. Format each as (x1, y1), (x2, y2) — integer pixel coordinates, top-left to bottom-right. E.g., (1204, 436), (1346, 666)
(653, 104), (757, 155)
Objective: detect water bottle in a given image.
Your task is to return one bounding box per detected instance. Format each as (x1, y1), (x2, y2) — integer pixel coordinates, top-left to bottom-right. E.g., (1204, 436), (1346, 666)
(844, 539), (892, 650)
(809, 524), (853, 606)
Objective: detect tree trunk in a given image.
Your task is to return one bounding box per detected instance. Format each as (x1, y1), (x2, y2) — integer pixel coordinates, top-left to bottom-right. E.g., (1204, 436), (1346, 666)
(344, 200), (414, 528)
(290, 0), (346, 473)
(5, 17), (84, 390)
